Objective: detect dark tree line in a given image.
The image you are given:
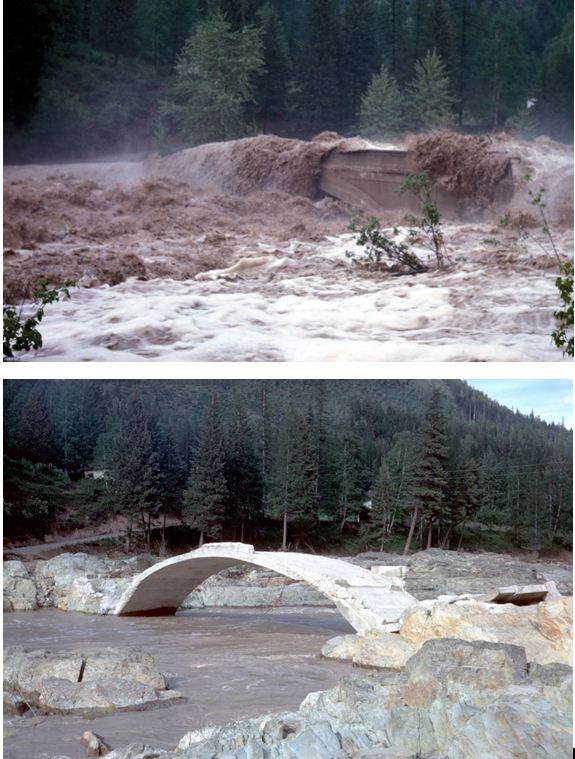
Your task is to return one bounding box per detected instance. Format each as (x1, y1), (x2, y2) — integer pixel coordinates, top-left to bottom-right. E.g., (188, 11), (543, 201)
(5, 0), (573, 160)
(4, 380), (572, 553)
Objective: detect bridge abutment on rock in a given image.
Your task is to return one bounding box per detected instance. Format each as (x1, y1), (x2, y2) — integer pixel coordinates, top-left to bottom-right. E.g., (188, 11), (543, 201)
(114, 543), (417, 634)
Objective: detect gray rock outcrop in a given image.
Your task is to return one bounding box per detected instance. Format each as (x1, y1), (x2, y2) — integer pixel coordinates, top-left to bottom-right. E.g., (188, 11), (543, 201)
(3, 646), (182, 717)
(107, 639), (572, 758)
(3, 560), (38, 611)
(353, 547), (573, 598)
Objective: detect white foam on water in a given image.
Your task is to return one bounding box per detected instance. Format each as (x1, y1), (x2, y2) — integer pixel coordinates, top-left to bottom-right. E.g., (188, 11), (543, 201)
(17, 225), (570, 362)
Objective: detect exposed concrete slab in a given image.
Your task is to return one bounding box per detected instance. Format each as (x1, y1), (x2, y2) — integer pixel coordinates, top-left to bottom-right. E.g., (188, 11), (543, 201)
(114, 543), (417, 634)
(481, 581), (560, 606)
(318, 148), (515, 218)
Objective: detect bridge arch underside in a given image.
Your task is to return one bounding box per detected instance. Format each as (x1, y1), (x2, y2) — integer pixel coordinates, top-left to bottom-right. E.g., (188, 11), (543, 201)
(117, 557), (308, 617)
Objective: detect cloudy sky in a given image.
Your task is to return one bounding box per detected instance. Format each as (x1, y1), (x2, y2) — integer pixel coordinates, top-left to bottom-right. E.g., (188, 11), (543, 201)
(467, 380), (573, 428)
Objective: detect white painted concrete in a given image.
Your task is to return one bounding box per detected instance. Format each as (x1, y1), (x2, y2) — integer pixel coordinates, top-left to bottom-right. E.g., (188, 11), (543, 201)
(114, 543), (417, 634)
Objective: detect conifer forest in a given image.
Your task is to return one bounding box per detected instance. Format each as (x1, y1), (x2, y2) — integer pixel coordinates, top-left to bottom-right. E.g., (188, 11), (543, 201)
(4, 380), (572, 552)
(5, 0), (573, 159)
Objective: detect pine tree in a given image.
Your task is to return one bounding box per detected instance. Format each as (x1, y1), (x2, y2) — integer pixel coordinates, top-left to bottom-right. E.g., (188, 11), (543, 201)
(296, 0), (341, 132)
(370, 458), (393, 551)
(429, 0), (453, 75)
(110, 389), (160, 551)
(183, 394), (228, 546)
(166, 12), (264, 143)
(474, 9), (530, 130)
(451, 458), (479, 549)
(359, 64), (404, 136)
(225, 397), (262, 542)
(404, 388), (449, 553)
(17, 384), (54, 465)
(536, 13), (573, 141)
(337, 435), (365, 532)
(408, 50), (457, 128)
(255, 3), (290, 131)
(286, 412), (318, 535)
(341, 0), (379, 126)
(98, 0), (137, 64)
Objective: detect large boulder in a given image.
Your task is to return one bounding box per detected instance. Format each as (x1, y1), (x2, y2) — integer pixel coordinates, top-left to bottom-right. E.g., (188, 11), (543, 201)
(38, 677), (180, 716)
(3, 646), (180, 717)
(3, 560), (38, 611)
(400, 595), (573, 666)
(322, 632), (415, 670)
(33, 553), (139, 614)
(82, 648), (166, 690)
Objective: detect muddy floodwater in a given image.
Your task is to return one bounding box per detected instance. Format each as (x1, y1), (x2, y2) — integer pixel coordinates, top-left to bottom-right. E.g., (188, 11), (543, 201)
(3, 607), (355, 759)
(4, 134), (573, 362)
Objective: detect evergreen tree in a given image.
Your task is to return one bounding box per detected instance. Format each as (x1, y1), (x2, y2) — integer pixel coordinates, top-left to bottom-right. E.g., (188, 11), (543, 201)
(183, 394), (228, 545)
(449, 458), (479, 549)
(255, 3), (290, 131)
(536, 13), (573, 141)
(341, 0), (379, 126)
(286, 412), (318, 535)
(405, 388), (449, 553)
(296, 0), (341, 132)
(98, 0), (137, 64)
(408, 50), (457, 128)
(110, 389), (160, 550)
(370, 458), (393, 551)
(220, 0), (243, 30)
(359, 64), (404, 136)
(473, 9), (530, 130)
(429, 0), (453, 75)
(17, 385), (54, 465)
(412, 0), (431, 68)
(166, 12), (264, 143)
(225, 397), (262, 541)
(337, 435), (365, 531)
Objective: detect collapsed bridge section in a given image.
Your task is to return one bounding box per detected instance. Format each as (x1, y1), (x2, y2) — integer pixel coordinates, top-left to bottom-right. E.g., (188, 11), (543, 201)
(319, 147), (516, 217)
(114, 542), (417, 634)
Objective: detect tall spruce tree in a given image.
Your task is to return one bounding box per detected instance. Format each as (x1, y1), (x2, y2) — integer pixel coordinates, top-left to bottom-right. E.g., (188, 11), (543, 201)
(341, 0), (379, 127)
(408, 50), (457, 128)
(337, 435), (365, 532)
(17, 384), (54, 465)
(110, 389), (160, 551)
(429, 0), (453, 75)
(370, 458), (393, 551)
(286, 412), (318, 538)
(183, 394), (228, 546)
(255, 3), (290, 131)
(450, 458), (479, 549)
(225, 397), (262, 542)
(359, 64), (404, 136)
(296, 0), (341, 132)
(404, 388), (449, 553)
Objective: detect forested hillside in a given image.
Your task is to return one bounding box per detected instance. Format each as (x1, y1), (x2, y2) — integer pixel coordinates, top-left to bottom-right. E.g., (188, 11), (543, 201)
(4, 380), (572, 553)
(5, 0), (573, 160)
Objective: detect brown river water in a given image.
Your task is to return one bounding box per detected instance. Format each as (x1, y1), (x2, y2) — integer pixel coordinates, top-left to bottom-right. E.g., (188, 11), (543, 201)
(3, 607), (355, 759)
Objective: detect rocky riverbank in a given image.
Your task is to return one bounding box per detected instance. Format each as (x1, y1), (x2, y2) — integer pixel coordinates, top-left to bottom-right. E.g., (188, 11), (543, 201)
(105, 638), (573, 758)
(4, 547), (572, 614)
(3, 546), (572, 758)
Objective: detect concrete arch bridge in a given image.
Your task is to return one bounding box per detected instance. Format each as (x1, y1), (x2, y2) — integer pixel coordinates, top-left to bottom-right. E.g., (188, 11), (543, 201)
(114, 543), (417, 634)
